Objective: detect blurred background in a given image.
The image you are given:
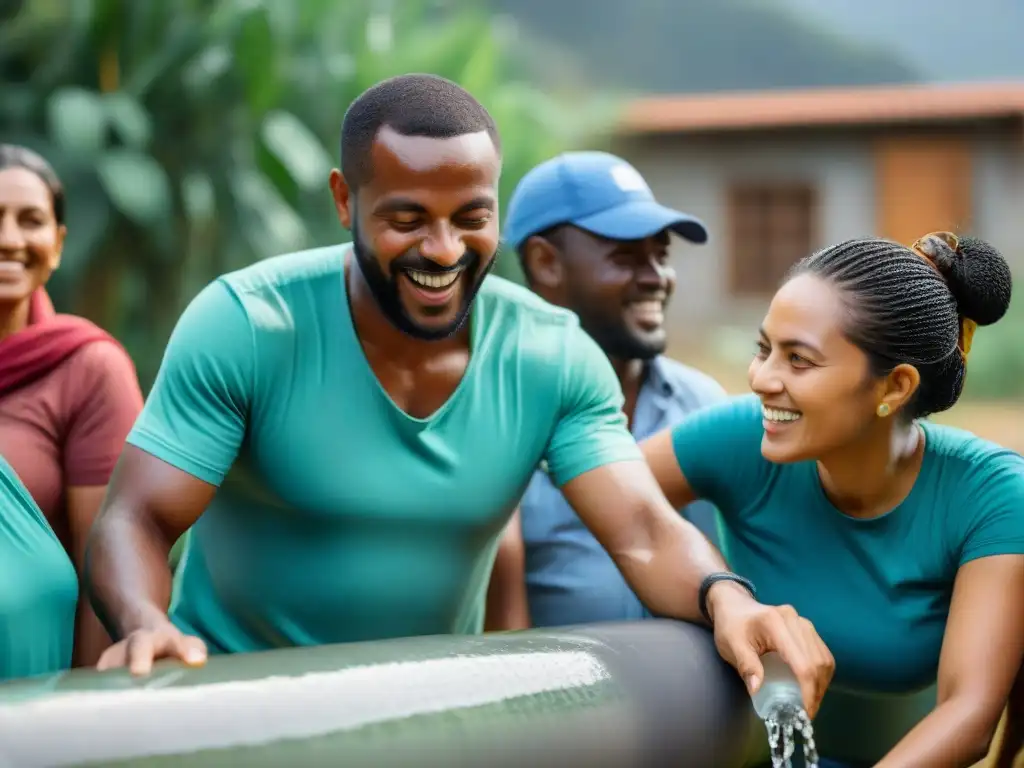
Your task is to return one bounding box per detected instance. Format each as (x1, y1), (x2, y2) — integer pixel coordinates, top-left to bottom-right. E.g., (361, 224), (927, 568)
(2, 0), (1022, 451)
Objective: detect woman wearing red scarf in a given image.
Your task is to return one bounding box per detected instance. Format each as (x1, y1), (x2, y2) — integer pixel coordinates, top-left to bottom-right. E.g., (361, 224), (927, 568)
(0, 145), (143, 675)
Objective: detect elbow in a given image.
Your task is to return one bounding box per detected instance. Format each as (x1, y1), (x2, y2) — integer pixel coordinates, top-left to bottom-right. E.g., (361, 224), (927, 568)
(608, 502), (661, 567)
(949, 697), (1005, 765)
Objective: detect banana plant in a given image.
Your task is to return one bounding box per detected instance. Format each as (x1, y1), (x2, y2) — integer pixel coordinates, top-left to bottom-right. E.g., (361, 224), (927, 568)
(0, 0), (617, 384)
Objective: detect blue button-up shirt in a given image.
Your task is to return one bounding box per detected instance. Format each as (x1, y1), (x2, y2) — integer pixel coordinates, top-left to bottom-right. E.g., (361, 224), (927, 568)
(521, 355), (728, 628)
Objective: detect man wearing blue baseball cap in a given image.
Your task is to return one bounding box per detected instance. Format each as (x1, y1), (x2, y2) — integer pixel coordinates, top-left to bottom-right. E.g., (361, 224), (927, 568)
(490, 151), (728, 630)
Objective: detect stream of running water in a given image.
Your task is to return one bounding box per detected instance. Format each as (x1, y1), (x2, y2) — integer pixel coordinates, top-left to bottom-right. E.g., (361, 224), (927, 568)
(763, 703), (820, 768)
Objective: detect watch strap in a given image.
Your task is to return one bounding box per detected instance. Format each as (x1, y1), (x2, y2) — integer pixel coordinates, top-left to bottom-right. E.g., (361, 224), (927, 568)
(698, 572), (757, 624)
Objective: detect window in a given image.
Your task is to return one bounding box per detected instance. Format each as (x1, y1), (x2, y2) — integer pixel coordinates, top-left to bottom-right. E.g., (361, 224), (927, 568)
(727, 183), (819, 295)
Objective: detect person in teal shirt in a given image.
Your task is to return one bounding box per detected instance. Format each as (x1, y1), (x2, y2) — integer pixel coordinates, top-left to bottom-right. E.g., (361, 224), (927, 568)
(82, 74), (835, 712)
(0, 454), (78, 681)
(644, 232), (1024, 768)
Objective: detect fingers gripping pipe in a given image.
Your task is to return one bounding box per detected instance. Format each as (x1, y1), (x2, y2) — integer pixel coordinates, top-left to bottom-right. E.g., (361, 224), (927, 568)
(0, 620), (764, 768)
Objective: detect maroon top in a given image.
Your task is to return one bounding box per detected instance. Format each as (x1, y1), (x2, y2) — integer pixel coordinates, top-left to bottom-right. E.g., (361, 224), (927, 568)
(0, 290), (143, 547)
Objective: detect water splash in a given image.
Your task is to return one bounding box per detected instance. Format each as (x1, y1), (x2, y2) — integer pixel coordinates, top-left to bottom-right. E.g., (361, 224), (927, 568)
(763, 704), (819, 768)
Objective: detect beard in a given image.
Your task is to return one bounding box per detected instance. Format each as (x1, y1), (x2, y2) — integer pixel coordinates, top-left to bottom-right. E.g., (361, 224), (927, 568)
(582, 317), (666, 361)
(349, 220), (498, 342)
(569, 290), (666, 362)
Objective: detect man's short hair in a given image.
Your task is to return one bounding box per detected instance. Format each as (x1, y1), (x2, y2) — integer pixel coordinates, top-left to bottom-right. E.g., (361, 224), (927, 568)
(341, 73), (500, 189)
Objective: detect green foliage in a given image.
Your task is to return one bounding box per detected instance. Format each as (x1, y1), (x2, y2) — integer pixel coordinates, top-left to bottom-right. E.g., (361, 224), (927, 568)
(961, 295), (1024, 401)
(0, 0), (616, 385)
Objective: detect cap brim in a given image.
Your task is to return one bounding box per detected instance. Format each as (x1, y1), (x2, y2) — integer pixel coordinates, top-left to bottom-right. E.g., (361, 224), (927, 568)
(572, 200), (709, 245)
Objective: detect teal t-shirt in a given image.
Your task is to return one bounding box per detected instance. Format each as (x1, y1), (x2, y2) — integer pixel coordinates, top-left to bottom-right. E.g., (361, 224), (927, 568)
(128, 244), (640, 653)
(0, 454), (78, 681)
(671, 395), (1024, 765)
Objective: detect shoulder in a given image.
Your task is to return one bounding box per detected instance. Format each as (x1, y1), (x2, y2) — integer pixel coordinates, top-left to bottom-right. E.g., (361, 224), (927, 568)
(923, 423), (1024, 564)
(475, 276), (595, 379)
(670, 394), (766, 462)
(217, 244), (347, 330)
(61, 338), (139, 392)
(477, 275), (580, 333)
(651, 356), (729, 408)
(677, 393), (763, 430)
(220, 244), (347, 295)
(923, 422), (1024, 496)
(59, 340), (142, 441)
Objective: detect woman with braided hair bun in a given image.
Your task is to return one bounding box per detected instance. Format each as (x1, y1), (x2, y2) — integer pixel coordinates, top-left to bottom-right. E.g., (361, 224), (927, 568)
(642, 232), (1024, 767)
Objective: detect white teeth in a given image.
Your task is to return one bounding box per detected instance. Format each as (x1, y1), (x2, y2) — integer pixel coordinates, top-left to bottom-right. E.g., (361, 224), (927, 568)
(406, 269), (460, 289)
(762, 406), (802, 423)
(631, 300), (663, 313)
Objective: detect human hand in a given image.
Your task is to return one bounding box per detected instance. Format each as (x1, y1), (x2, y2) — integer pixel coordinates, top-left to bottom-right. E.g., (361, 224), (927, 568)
(707, 583), (834, 718)
(96, 619), (207, 677)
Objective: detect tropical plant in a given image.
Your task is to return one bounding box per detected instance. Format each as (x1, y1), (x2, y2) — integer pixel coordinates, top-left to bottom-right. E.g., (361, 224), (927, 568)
(0, 0), (617, 385)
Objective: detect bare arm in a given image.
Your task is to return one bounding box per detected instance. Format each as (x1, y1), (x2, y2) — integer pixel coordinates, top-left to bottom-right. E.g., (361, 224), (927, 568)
(992, 666), (1024, 768)
(562, 450), (834, 716)
(484, 508), (532, 632)
(544, 333), (832, 713)
(561, 458), (728, 625)
(876, 555), (1024, 768)
(67, 486), (113, 666)
(84, 446), (217, 641)
(642, 429), (698, 510)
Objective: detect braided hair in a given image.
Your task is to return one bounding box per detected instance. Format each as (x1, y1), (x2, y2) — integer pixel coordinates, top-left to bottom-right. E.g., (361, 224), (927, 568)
(786, 235), (1013, 419)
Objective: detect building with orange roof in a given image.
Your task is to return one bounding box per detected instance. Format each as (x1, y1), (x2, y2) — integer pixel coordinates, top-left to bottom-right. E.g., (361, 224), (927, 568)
(612, 81), (1024, 325)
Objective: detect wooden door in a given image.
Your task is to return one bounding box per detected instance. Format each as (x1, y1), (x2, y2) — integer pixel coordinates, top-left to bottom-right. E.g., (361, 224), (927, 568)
(874, 134), (973, 246)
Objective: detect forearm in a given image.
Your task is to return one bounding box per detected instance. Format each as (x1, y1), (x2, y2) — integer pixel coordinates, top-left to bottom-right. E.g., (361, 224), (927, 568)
(994, 669), (1024, 768)
(84, 505), (176, 641)
(876, 698), (1000, 768)
(72, 599), (111, 667)
(616, 512), (732, 623)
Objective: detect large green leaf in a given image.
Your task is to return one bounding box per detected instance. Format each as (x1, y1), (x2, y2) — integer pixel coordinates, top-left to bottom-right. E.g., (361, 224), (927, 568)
(46, 87), (107, 156)
(260, 110), (333, 192)
(181, 171), (216, 225)
(103, 92), (152, 149)
(0, 0), (619, 387)
(234, 4), (279, 113)
(96, 149), (173, 226)
(230, 168), (310, 259)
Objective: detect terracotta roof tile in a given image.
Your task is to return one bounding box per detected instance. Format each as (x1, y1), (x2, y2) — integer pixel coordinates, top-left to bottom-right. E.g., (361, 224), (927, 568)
(622, 81), (1024, 134)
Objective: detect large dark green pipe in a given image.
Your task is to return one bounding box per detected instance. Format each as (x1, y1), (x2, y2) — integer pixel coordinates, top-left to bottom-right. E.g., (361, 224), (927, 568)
(0, 620), (767, 768)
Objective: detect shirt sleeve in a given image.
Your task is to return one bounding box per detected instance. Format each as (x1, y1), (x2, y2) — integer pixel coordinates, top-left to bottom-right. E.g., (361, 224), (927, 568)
(544, 323), (642, 488)
(957, 452), (1024, 567)
(126, 280), (255, 486)
(670, 394), (773, 516)
(62, 341), (144, 487)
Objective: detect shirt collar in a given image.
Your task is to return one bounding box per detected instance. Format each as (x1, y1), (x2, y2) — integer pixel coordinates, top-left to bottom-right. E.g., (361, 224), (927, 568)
(644, 356), (677, 398)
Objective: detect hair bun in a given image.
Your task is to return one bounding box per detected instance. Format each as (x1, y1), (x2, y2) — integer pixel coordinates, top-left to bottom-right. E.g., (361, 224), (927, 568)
(916, 234), (1012, 326)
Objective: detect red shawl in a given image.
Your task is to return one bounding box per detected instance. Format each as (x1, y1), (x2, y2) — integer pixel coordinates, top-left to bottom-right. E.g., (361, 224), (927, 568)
(0, 289), (115, 396)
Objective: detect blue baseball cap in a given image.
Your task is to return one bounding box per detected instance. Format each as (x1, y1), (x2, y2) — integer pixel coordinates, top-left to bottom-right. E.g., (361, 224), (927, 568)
(503, 151), (708, 250)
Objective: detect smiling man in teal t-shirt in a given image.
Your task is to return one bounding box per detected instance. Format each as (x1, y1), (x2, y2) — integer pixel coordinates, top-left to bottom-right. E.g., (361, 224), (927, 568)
(126, 245), (638, 650)
(84, 76), (835, 717)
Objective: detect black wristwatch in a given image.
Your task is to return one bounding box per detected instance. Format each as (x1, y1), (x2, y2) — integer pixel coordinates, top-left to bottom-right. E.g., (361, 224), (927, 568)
(698, 572), (757, 625)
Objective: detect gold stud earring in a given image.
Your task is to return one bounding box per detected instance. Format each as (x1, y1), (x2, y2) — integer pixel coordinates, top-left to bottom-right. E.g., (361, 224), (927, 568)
(876, 403), (891, 418)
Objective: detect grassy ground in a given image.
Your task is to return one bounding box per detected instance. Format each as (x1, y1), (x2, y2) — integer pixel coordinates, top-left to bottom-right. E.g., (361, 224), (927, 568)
(668, 345), (1023, 768)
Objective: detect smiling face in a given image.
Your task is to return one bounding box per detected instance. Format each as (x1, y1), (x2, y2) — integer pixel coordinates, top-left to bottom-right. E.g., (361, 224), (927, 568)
(331, 125), (501, 341)
(541, 226), (676, 361)
(748, 273), (896, 463)
(0, 166), (64, 309)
